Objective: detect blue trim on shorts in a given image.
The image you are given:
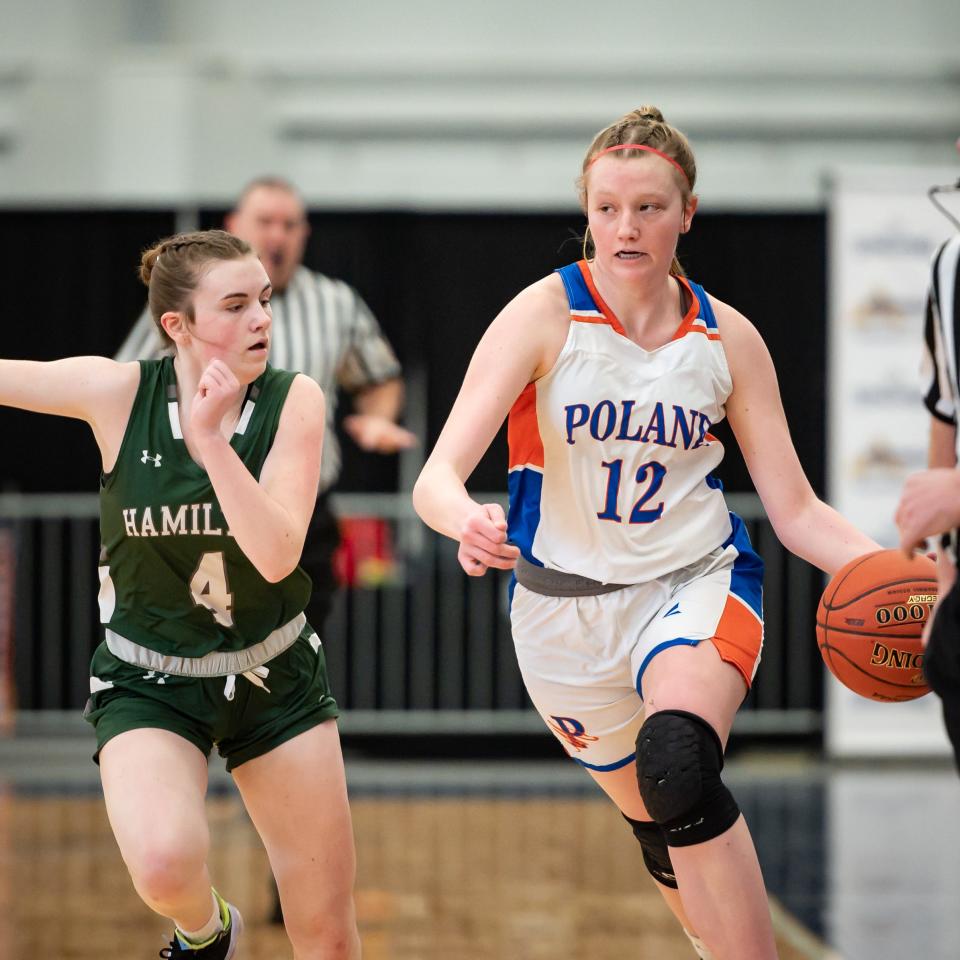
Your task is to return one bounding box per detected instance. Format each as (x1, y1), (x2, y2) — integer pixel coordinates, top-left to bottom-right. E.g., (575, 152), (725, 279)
(635, 637), (700, 699)
(572, 751), (637, 772)
(723, 512), (764, 618)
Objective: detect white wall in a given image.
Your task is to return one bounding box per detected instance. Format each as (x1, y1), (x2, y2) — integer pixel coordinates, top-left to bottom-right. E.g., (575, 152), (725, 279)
(0, 0), (957, 210)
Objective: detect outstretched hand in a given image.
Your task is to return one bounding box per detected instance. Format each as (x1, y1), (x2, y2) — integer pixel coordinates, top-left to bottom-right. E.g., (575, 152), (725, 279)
(190, 358), (242, 442)
(457, 502), (520, 576)
(894, 468), (960, 558)
(343, 413), (417, 454)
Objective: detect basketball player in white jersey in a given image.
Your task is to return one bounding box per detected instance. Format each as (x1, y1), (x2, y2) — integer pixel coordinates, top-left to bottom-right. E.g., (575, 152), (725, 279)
(413, 106), (878, 960)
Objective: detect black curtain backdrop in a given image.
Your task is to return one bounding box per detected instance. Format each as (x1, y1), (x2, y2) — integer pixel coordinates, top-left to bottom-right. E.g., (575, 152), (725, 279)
(1, 209), (826, 497)
(0, 210), (177, 492)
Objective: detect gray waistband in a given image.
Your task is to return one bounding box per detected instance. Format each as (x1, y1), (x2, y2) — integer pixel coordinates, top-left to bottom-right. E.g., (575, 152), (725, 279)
(514, 556), (629, 597)
(105, 612), (307, 677)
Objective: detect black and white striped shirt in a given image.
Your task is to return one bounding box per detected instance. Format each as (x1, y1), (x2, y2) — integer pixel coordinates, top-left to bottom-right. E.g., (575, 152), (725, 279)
(922, 233), (960, 560)
(115, 266), (402, 492)
(924, 235), (960, 438)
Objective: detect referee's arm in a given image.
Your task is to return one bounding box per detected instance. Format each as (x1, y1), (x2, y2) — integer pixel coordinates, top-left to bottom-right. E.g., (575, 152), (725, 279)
(337, 287), (414, 453)
(929, 417), (957, 470)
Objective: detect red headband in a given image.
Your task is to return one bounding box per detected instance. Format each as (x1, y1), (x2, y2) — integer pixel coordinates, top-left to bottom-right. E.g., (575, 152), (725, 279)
(587, 143), (690, 187)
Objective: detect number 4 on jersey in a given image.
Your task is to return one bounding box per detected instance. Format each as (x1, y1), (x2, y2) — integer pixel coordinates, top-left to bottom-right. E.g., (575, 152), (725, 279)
(189, 551), (234, 627)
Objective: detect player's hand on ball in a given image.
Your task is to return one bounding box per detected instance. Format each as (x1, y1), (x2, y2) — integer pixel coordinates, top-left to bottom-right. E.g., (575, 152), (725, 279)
(191, 358), (241, 441)
(457, 502), (520, 576)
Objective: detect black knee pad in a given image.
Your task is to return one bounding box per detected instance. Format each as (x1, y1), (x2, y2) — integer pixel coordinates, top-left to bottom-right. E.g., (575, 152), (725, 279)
(622, 813), (677, 888)
(635, 709), (740, 848)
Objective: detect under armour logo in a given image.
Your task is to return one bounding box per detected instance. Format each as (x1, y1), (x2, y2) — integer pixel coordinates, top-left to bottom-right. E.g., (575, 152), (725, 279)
(141, 450), (162, 467)
(141, 671), (170, 684)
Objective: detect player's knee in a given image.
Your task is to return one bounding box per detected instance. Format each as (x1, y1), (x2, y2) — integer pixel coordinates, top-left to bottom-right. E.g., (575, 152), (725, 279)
(130, 845), (207, 906)
(622, 813), (677, 888)
(286, 916), (358, 960)
(282, 890), (358, 958)
(635, 709), (740, 847)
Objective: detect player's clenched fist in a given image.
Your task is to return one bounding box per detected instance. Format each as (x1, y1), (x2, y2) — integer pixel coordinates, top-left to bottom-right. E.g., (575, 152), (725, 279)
(191, 358), (241, 439)
(457, 502), (520, 576)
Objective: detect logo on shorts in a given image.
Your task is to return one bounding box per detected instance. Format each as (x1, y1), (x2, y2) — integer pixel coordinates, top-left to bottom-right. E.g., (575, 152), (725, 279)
(141, 671), (170, 684)
(548, 715), (600, 752)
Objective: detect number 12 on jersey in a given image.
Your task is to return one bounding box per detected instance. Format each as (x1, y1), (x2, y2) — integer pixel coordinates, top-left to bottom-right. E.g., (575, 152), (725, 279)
(597, 459), (667, 524)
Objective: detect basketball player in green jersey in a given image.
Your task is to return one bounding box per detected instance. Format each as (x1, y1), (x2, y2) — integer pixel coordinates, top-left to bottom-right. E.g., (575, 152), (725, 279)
(0, 230), (360, 959)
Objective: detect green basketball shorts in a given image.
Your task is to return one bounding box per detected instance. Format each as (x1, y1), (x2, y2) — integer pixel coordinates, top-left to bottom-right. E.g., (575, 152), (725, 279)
(83, 626), (340, 771)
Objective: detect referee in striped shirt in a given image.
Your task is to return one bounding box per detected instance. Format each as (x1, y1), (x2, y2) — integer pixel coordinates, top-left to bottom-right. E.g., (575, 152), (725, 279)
(896, 231), (960, 770)
(116, 176), (416, 640)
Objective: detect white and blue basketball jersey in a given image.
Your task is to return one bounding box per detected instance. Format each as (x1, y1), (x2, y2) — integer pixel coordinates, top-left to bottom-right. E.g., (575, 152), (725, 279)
(507, 260), (734, 584)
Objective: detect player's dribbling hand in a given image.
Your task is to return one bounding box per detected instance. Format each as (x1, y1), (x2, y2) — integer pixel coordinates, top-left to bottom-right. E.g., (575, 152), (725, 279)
(190, 358), (241, 443)
(457, 502), (520, 576)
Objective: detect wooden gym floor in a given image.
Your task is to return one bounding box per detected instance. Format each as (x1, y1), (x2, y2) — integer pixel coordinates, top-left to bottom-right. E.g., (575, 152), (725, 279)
(6, 790), (824, 960)
(4, 730), (960, 959)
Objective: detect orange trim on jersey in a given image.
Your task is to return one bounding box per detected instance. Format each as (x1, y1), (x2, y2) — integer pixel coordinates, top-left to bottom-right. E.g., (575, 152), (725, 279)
(576, 262), (710, 344)
(576, 262), (628, 335)
(680, 326), (722, 342)
(670, 276), (707, 340)
(568, 313), (610, 325)
(709, 594), (763, 689)
(507, 382), (545, 470)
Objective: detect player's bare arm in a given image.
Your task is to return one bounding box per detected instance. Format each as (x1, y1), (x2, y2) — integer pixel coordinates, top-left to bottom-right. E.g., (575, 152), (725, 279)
(0, 356), (140, 470)
(413, 275), (568, 553)
(716, 298), (878, 575)
(193, 369), (325, 583)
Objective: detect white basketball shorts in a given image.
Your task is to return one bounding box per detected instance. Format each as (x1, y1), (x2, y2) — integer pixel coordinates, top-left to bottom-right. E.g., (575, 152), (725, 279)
(510, 515), (763, 771)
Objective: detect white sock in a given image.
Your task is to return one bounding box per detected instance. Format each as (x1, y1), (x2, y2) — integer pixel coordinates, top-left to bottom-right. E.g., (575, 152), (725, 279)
(177, 891), (224, 947)
(683, 928), (715, 960)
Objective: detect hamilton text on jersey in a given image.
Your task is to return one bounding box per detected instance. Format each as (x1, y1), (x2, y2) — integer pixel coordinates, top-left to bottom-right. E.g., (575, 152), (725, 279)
(119, 503), (232, 538)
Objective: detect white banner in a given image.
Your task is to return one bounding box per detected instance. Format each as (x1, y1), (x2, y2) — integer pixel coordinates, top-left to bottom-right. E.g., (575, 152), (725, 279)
(827, 166), (958, 757)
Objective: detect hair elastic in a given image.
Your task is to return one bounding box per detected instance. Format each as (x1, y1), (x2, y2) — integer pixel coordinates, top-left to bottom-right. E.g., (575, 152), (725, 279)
(587, 143), (690, 187)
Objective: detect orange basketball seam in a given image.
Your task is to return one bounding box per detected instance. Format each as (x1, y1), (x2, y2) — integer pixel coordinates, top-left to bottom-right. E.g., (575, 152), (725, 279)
(821, 549), (882, 609)
(814, 621), (930, 640)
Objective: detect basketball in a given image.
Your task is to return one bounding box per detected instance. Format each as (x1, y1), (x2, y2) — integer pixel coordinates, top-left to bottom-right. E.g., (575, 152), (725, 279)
(816, 549), (937, 702)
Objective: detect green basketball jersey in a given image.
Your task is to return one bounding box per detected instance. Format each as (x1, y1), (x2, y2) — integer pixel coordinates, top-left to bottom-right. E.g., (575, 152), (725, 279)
(98, 358), (312, 661)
